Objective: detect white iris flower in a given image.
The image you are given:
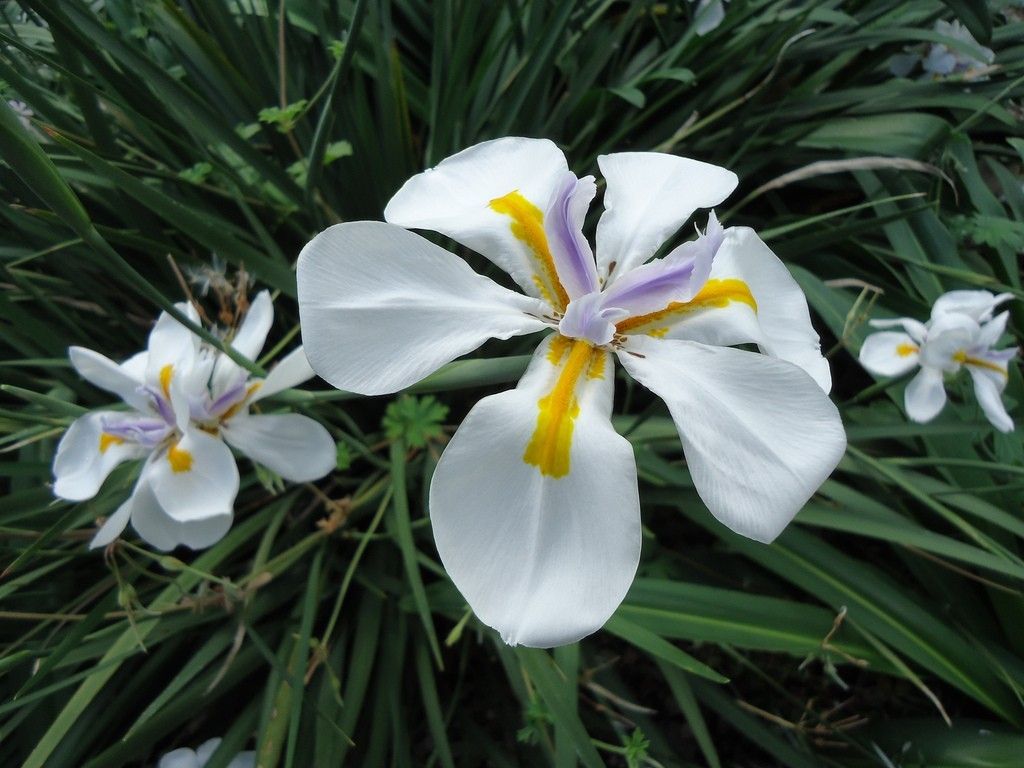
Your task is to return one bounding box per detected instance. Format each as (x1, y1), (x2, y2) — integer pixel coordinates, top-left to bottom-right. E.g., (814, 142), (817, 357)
(298, 137), (846, 647)
(860, 290), (1018, 432)
(53, 291), (336, 551)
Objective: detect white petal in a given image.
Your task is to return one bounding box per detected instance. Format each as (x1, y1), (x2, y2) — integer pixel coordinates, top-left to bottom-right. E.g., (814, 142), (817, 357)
(131, 472), (234, 551)
(968, 368), (1014, 433)
(195, 739), (222, 764)
(148, 428), (239, 522)
(88, 493), (133, 549)
(977, 311), (1010, 349)
(904, 367), (947, 423)
(297, 221), (549, 396)
(227, 754), (256, 768)
(209, 290), (275, 395)
(69, 347), (149, 411)
(651, 227), (832, 392)
(595, 152), (737, 283)
(694, 0), (726, 35)
(930, 290), (1013, 323)
(52, 412), (147, 501)
(145, 302), (200, 393)
(868, 316), (928, 344)
(158, 748), (201, 768)
(384, 137), (571, 301)
(919, 313), (978, 372)
(231, 290), (273, 361)
(119, 350), (149, 381)
(429, 335), (640, 647)
(859, 331), (920, 376)
(251, 346), (315, 402)
(223, 413), (336, 482)
(618, 336), (846, 544)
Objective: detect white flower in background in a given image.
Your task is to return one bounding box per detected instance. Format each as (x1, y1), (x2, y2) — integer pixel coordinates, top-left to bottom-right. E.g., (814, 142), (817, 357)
(7, 99), (33, 129)
(860, 290), (1017, 432)
(158, 737), (255, 768)
(890, 19), (995, 79)
(692, 0), (727, 36)
(53, 291), (336, 551)
(298, 137), (846, 647)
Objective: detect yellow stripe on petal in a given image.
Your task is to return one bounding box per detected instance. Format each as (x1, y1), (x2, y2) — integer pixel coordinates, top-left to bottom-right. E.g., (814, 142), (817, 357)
(159, 363), (174, 398)
(896, 343), (918, 357)
(489, 190), (570, 311)
(954, 350), (1008, 378)
(523, 338), (602, 478)
(616, 278), (757, 336)
(99, 433), (125, 454)
(167, 441), (193, 473)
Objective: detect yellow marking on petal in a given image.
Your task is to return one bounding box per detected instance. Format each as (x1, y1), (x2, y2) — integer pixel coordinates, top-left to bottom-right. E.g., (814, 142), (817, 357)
(489, 190), (570, 311)
(953, 350), (1007, 377)
(99, 433), (124, 454)
(220, 382), (263, 422)
(159, 364), (174, 398)
(546, 334), (573, 365)
(167, 442), (193, 473)
(587, 349), (606, 380)
(523, 338), (600, 478)
(616, 278), (757, 336)
(896, 343), (918, 357)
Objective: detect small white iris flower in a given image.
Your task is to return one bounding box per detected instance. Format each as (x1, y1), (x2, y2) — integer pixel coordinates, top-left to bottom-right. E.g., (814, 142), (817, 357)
(298, 137), (846, 647)
(53, 291), (336, 551)
(890, 19), (995, 79)
(860, 290), (1018, 432)
(158, 738), (254, 768)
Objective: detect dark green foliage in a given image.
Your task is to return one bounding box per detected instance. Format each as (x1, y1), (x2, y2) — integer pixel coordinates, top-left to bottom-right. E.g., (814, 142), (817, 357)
(1, 1), (1024, 766)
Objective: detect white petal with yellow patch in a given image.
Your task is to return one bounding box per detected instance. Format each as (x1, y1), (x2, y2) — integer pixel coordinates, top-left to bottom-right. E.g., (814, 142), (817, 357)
(618, 335), (846, 543)
(430, 335), (640, 647)
(147, 427), (239, 523)
(859, 329), (921, 377)
(298, 221), (550, 396)
(52, 411), (149, 501)
(383, 137), (594, 307)
(614, 227), (832, 392)
(145, 302), (200, 389)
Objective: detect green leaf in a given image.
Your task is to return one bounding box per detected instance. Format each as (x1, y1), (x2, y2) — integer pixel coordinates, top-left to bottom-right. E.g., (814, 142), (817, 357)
(605, 614), (728, 683)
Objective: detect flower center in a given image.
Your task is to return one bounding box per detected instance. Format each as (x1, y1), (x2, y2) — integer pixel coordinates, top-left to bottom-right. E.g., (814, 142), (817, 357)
(558, 292), (629, 347)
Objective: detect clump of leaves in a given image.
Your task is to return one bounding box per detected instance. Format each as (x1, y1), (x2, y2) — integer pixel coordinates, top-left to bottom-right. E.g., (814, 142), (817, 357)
(258, 99), (308, 133)
(383, 395), (449, 447)
(516, 698), (554, 745)
(949, 213), (1024, 250)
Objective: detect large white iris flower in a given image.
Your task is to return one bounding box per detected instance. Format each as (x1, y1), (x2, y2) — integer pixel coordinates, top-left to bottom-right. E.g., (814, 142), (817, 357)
(860, 290), (1017, 432)
(53, 291), (337, 551)
(298, 137), (846, 647)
